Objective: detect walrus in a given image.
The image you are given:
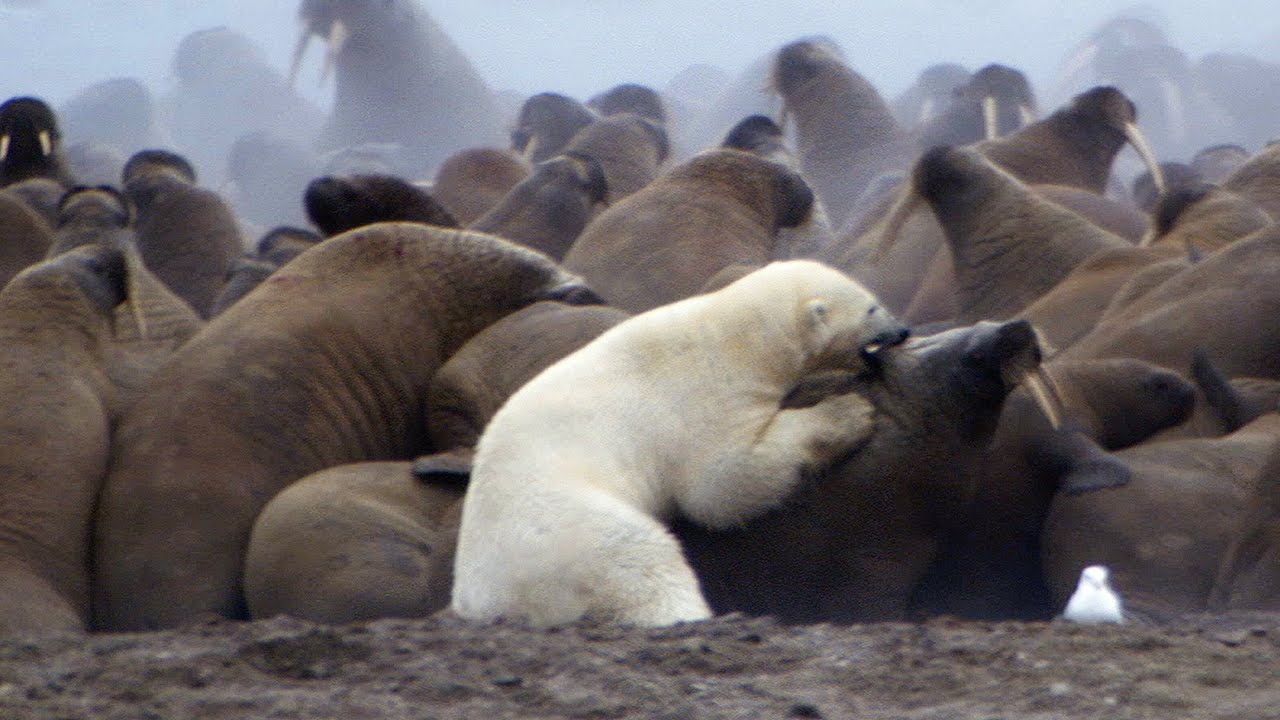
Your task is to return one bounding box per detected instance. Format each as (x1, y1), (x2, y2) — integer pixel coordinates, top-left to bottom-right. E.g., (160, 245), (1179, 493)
(1191, 143), (1251, 184)
(243, 301), (629, 624)
(917, 63), (1037, 147)
(292, 0), (505, 176)
(910, 145), (1130, 323)
(822, 85), (1166, 316)
(255, 225), (323, 265)
(0, 96), (75, 187)
(769, 39), (914, 229)
(1145, 182), (1272, 255)
(0, 184), (55, 287)
(469, 152), (609, 260)
(209, 227), (323, 317)
(431, 148), (531, 225)
(46, 186), (134, 258)
(720, 114), (836, 258)
(587, 83), (668, 125)
(304, 173), (459, 236)
(510, 93), (597, 165)
(0, 240), (203, 636)
(0, 246), (124, 635)
(563, 113), (669, 201)
(562, 148), (814, 313)
(91, 223), (601, 631)
(122, 149), (245, 318)
(3, 177), (64, 226)
(891, 62), (970, 128)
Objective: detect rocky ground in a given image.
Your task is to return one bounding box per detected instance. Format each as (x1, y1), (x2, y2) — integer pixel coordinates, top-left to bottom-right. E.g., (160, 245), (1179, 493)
(1, 611), (1278, 719)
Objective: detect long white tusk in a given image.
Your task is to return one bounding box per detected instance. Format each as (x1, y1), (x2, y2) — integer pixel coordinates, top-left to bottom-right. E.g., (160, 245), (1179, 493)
(38, 130), (52, 157)
(123, 249), (150, 342)
(1024, 366), (1066, 430)
(1124, 121), (1165, 194)
(1018, 103), (1037, 127)
(318, 20), (349, 87)
(287, 28), (313, 88)
(982, 95), (1000, 140)
(0, 134), (9, 162)
(520, 135), (540, 163)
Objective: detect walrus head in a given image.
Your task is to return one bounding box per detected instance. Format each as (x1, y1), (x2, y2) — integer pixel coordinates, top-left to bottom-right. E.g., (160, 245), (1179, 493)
(56, 186), (133, 230)
(292, 0), (409, 86)
(0, 96), (60, 168)
(1067, 86), (1165, 192)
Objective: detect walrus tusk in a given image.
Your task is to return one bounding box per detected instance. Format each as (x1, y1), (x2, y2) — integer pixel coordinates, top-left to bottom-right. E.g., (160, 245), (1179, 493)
(124, 250), (150, 342)
(775, 101), (790, 136)
(0, 134), (9, 161)
(287, 28), (313, 88)
(1024, 365), (1066, 430)
(868, 186), (923, 263)
(982, 95), (1000, 140)
(520, 135), (540, 163)
(318, 20), (349, 87)
(38, 130), (52, 157)
(1018, 103), (1036, 128)
(1124, 122), (1165, 194)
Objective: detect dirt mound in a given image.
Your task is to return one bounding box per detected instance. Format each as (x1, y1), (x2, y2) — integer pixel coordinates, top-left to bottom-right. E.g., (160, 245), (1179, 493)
(2, 611), (1278, 719)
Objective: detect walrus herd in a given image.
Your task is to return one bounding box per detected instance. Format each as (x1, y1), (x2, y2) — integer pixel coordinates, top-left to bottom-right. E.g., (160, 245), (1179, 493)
(0, 2), (1278, 634)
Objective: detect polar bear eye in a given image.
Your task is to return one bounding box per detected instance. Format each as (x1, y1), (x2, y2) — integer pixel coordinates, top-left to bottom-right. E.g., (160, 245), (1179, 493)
(806, 299), (829, 323)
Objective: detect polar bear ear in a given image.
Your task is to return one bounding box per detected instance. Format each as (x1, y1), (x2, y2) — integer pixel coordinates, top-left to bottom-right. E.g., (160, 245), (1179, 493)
(806, 298), (830, 327)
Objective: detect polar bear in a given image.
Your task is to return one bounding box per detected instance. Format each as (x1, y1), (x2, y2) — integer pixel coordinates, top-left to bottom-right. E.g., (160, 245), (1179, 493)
(450, 260), (909, 627)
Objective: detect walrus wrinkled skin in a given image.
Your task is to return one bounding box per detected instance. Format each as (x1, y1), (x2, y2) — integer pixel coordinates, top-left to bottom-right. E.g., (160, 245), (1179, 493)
(91, 223), (600, 631)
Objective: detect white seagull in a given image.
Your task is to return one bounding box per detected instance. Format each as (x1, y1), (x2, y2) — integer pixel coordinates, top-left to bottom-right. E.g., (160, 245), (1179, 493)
(1063, 564), (1125, 624)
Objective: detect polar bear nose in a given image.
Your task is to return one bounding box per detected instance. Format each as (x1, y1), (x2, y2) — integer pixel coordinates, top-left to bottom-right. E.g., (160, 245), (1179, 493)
(861, 325), (911, 358)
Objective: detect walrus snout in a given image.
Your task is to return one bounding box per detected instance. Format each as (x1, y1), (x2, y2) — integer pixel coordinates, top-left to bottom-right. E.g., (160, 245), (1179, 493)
(61, 245), (128, 314)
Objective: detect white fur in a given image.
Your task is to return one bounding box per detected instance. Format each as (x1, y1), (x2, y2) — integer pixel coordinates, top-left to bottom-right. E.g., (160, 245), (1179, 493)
(1063, 564), (1125, 624)
(451, 260), (902, 627)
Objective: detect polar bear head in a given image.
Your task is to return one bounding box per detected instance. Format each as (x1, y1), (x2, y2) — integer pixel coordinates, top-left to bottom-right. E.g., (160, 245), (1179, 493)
(719, 260), (909, 375)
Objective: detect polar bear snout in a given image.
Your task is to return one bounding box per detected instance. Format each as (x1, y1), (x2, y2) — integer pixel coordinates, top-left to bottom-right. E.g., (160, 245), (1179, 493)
(858, 306), (911, 362)
(860, 324), (911, 359)
(808, 301), (910, 375)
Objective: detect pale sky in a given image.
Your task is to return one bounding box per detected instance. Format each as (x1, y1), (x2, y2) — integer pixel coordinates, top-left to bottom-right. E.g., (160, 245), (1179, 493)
(1, 1), (1277, 113)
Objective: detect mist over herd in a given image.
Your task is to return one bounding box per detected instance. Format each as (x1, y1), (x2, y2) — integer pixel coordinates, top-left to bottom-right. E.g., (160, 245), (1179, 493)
(0, 0), (1279, 641)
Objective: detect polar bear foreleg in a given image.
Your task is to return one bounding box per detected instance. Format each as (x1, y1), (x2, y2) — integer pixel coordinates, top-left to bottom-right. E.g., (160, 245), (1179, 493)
(681, 391), (876, 529)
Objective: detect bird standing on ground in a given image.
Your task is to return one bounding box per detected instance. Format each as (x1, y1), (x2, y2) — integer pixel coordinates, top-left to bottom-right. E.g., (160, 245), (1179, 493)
(1064, 564), (1125, 624)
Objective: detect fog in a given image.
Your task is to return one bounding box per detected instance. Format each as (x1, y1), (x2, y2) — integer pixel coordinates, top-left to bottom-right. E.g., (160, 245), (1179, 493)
(2, 0), (1277, 109)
